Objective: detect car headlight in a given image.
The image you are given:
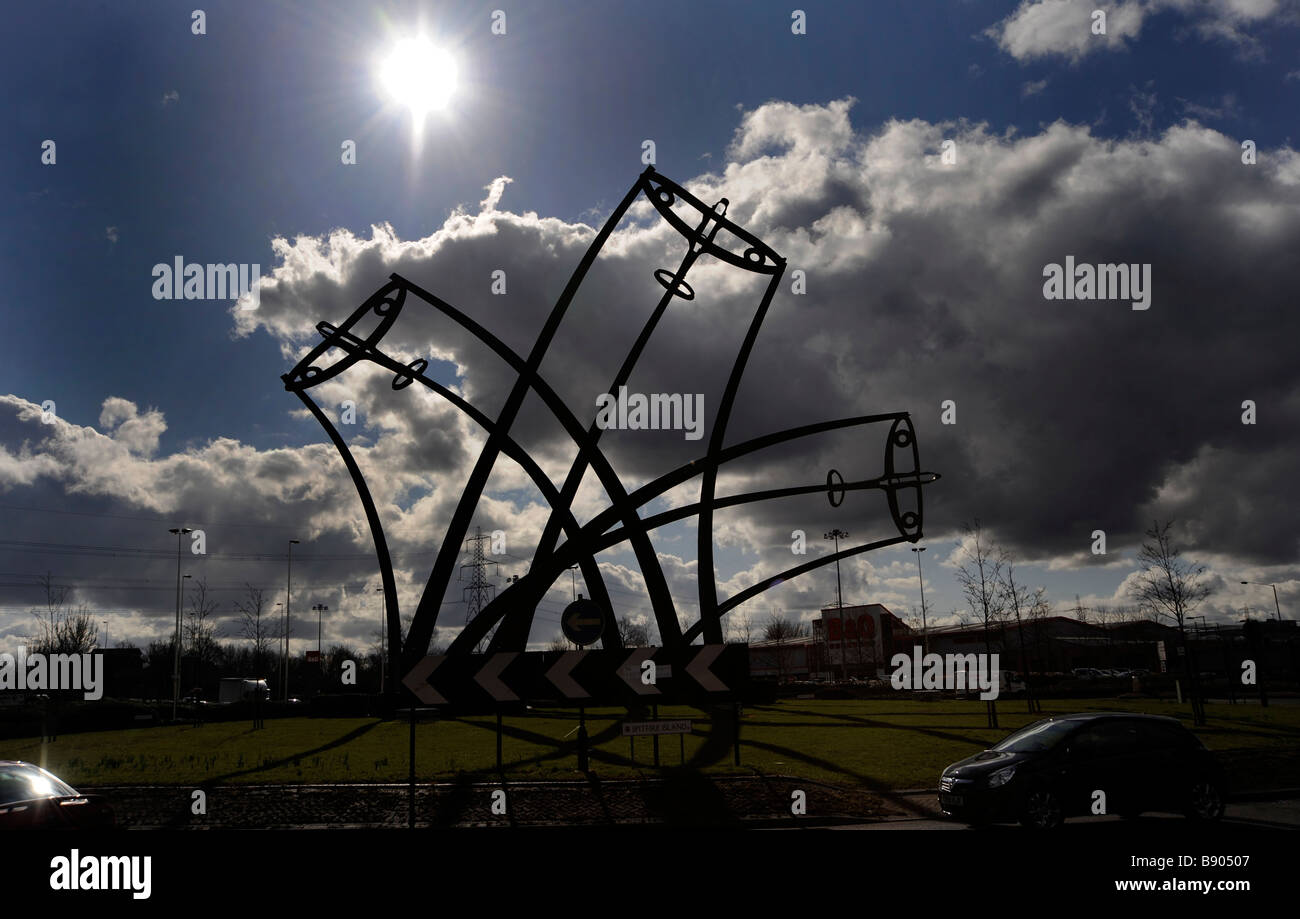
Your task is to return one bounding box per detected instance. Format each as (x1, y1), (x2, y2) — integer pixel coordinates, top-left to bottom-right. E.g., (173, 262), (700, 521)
(988, 765), (1017, 788)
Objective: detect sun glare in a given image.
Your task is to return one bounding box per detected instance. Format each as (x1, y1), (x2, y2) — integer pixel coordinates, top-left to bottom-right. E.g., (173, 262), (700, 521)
(379, 37), (458, 119)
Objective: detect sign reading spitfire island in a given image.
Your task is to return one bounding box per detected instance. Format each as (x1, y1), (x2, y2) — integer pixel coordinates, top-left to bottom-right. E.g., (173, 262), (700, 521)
(283, 167), (939, 713)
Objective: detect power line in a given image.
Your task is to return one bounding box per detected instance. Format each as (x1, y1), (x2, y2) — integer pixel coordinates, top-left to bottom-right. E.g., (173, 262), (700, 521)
(0, 501), (301, 530)
(0, 537), (444, 563)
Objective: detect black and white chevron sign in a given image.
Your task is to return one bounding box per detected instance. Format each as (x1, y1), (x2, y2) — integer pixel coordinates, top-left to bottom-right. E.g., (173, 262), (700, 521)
(402, 645), (749, 712)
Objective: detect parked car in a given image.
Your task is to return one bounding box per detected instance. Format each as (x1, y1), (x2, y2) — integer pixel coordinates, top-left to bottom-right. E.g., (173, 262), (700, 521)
(0, 761), (115, 829)
(937, 712), (1226, 829)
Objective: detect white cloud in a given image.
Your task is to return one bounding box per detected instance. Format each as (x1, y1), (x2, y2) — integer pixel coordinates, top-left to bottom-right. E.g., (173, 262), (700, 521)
(235, 98), (1300, 615)
(5, 98), (1300, 646)
(97, 397), (166, 457)
(987, 0), (1146, 63)
(987, 0), (1295, 63)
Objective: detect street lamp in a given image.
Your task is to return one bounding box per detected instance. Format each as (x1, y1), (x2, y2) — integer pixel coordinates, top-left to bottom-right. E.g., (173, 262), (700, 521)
(168, 526), (192, 721)
(285, 539), (299, 700)
(1240, 582), (1283, 621)
(313, 603), (328, 669)
(825, 529), (849, 682)
(911, 546), (928, 654)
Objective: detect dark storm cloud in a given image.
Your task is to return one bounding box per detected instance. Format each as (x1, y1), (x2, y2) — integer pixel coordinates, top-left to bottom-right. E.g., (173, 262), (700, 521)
(4, 99), (1298, 646)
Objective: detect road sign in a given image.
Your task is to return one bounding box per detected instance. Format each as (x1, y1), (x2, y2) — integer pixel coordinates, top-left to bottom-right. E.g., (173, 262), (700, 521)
(474, 652), (519, 702)
(561, 598), (606, 645)
(546, 651), (590, 699)
(622, 719), (692, 736)
(616, 647), (659, 695)
(402, 644), (749, 713)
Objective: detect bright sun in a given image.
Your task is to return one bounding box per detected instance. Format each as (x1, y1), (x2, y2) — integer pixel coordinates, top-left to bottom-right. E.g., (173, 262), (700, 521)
(379, 37), (457, 119)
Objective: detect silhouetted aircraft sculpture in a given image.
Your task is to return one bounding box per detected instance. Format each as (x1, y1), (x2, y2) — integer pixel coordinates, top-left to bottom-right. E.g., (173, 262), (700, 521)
(283, 167), (939, 696)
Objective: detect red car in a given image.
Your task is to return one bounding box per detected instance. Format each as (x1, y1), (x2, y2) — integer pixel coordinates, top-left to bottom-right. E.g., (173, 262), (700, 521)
(0, 761), (114, 829)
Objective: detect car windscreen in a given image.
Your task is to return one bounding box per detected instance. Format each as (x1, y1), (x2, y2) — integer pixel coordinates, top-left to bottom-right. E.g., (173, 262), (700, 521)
(0, 766), (78, 805)
(990, 719), (1079, 753)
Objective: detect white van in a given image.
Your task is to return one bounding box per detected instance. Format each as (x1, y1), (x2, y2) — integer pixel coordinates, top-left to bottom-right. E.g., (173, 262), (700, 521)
(218, 678), (271, 704)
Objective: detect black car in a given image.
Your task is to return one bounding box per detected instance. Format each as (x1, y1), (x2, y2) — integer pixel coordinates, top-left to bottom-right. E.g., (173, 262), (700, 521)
(0, 761), (115, 829)
(938, 712), (1226, 829)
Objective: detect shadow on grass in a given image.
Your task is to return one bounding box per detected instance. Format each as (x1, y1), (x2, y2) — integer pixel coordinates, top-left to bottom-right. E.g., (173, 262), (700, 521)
(745, 704), (998, 746)
(204, 719), (384, 784)
(453, 705), (936, 818)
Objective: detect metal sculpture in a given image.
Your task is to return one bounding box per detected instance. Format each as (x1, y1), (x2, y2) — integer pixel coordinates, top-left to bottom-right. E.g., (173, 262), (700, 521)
(282, 167), (940, 695)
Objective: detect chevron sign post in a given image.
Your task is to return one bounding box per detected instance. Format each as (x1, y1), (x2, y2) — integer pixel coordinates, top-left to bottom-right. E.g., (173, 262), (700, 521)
(402, 644), (748, 713)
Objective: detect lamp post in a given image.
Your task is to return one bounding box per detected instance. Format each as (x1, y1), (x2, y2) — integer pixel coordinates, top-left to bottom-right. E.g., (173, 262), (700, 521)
(168, 526), (192, 721)
(825, 529), (848, 682)
(1240, 582), (1283, 621)
(911, 546), (928, 655)
(313, 603), (328, 670)
(285, 539), (299, 700)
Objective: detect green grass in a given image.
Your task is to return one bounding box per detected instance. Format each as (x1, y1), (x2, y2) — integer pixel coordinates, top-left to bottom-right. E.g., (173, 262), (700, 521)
(4, 697), (1297, 791)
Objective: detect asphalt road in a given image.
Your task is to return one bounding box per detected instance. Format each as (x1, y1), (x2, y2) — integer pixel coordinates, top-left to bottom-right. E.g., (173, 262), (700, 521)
(832, 794), (1300, 830)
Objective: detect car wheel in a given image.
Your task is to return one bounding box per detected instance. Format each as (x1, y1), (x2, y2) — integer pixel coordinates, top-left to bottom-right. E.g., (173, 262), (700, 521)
(1185, 778), (1225, 821)
(1020, 788), (1063, 830)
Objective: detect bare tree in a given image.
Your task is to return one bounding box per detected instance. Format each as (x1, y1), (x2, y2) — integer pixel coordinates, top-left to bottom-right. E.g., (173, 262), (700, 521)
(998, 558), (1041, 713)
(1026, 588), (1052, 674)
(185, 577), (222, 667)
(618, 616), (651, 647)
(232, 584), (280, 729)
(29, 573), (98, 654)
(234, 584), (278, 662)
(955, 520), (1006, 727)
(1094, 603), (1120, 669)
(1127, 519), (1213, 725)
(677, 608), (693, 644)
(762, 613), (808, 642)
(763, 612), (807, 683)
(727, 612), (754, 645)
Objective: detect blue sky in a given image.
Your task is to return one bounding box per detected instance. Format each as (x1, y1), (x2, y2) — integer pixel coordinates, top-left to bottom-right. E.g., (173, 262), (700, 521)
(2, 0), (1298, 652)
